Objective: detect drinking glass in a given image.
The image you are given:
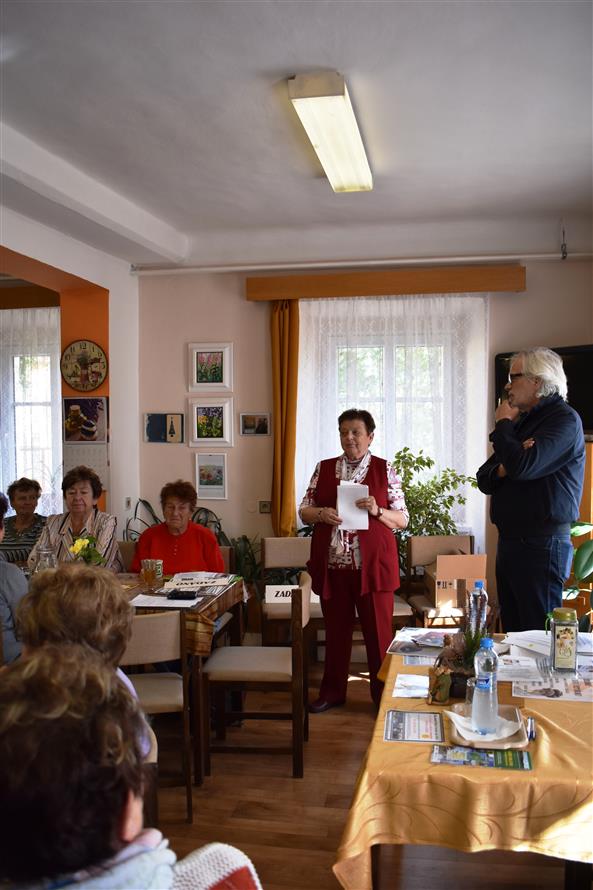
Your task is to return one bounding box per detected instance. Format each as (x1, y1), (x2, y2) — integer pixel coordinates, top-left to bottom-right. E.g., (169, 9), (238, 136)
(34, 548), (58, 574)
(141, 558), (159, 592)
(464, 677), (476, 717)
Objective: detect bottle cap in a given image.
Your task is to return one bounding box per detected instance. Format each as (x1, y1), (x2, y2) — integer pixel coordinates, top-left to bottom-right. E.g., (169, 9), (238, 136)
(474, 580), (484, 589)
(480, 637), (494, 649)
(552, 607), (577, 622)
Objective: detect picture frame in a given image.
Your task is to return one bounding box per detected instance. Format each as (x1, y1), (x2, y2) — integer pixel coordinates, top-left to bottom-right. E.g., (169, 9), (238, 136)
(143, 413), (184, 443)
(63, 397), (108, 443)
(196, 453), (227, 500)
(188, 397), (234, 447)
(188, 342), (233, 392)
(240, 412), (271, 436)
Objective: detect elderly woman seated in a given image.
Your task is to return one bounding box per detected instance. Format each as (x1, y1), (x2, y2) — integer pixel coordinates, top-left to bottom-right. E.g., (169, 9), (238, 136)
(28, 465), (123, 573)
(0, 477), (46, 564)
(0, 492), (29, 664)
(131, 480), (224, 575)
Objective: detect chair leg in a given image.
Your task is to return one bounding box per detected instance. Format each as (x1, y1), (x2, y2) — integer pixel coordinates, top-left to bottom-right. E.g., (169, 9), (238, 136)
(182, 706), (193, 823)
(214, 687), (227, 739)
(192, 657), (205, 786)
(203, 676), (211, 777)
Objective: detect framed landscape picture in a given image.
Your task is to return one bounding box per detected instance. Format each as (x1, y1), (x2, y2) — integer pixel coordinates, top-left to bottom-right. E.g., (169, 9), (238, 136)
(240, 412), (271, 436)
(188, 397), (233, 446)
(188, 342), (233, 392)
(196, 453), (227, 500)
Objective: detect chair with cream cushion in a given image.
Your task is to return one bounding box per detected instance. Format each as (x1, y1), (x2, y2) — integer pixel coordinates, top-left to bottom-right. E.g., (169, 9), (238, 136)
(119, 609), (193, 822)
(199, 572), (312, 778)
(117, 539), (136, 572)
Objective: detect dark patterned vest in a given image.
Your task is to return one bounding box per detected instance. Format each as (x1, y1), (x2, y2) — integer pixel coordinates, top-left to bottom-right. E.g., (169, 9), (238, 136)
(307, 455), (400, 599)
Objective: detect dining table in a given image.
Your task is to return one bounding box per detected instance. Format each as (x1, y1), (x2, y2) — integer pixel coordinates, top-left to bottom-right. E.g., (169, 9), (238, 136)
(118, 572), (245, 784)
(333, 652), (593, 890)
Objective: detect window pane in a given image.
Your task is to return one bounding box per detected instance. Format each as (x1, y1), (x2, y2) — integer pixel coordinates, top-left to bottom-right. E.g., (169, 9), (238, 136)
(395, 345), (443, 399)
(338, 346), (383, 399)
(13, 355), (52, 402)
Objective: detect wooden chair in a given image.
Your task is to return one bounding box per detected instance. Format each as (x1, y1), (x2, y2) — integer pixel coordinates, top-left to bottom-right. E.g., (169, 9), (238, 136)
(198, 572), (312, 778)
(117, 539), (136, 572)
(119, 610), (193, 822)
(405, 534), (474, 628)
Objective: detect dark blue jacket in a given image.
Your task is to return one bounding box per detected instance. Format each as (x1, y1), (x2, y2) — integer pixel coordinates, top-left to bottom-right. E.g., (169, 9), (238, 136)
(476, 394), (585, 537)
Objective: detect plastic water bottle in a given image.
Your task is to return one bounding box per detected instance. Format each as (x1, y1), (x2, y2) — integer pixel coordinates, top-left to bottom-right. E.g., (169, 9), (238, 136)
(467, 580), (488, 637)
(471, 637), (499, 734)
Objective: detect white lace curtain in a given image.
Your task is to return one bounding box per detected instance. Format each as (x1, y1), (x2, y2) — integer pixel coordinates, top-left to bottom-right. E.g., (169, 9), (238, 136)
(0, 307), (63, 514)
(295, 294), (489, 551)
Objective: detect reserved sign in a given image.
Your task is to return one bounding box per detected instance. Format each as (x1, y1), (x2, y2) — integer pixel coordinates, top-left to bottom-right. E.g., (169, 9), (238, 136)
(264, 585), (295, 603)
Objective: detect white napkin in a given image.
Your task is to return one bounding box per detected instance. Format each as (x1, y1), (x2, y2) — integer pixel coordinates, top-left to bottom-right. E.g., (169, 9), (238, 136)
(444, 709), (521, 742)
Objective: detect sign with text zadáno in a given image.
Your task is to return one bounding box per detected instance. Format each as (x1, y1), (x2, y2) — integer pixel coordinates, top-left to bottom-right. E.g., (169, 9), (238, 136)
(264, 585), (295, 603)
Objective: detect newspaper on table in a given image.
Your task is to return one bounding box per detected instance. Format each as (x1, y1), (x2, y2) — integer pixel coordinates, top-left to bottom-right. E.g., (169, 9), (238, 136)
(384, 709), (444, 743)
(512, 673), (593, 702)
(387, 627), (450, 658)
(161, 572), (235, 591)
(393, 674), (430, 698)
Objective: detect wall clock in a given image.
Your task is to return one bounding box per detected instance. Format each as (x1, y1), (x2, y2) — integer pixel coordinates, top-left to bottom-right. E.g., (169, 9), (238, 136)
(60, 339), (108, 392)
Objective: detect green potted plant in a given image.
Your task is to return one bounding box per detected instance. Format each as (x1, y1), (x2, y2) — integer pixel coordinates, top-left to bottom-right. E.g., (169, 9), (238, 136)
(563, 522), (593, 631)
(392, 446), (478, 576)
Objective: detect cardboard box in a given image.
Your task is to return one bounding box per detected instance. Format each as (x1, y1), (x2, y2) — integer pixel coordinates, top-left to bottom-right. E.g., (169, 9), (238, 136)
(423, 554), (487, 609)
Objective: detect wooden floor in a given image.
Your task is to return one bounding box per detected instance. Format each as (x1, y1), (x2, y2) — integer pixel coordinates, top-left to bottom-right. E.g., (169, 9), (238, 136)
(156, 661), (573, 890)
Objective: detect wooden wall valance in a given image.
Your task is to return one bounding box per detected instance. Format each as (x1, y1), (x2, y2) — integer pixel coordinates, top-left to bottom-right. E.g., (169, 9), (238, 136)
(246, 264), (526, 301)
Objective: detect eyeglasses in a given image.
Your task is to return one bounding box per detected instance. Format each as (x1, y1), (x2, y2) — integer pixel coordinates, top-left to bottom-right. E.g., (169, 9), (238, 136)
(507, 373), (525, 383)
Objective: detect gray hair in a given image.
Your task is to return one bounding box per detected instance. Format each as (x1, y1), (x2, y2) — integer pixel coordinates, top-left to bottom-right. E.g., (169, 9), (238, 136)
(511, 348), (568, 400)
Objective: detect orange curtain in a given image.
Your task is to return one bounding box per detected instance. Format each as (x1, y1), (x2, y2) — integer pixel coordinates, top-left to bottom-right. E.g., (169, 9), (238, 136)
(270, 300), (299, 536)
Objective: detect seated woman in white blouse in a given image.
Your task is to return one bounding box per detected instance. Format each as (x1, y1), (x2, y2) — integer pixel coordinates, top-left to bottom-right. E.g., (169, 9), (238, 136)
(28, 465), (123, 573)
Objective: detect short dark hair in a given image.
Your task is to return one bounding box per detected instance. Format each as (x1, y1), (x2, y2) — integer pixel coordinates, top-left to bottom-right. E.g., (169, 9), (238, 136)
(62, 465), (103, 498)
(338, 409), (376, 434)
(160, 479), (198, 510)
(7, 477), (42, 504)
(18, 563), (133, 667)
(0, 492), (8, 529)
(0, 644), (144, 882)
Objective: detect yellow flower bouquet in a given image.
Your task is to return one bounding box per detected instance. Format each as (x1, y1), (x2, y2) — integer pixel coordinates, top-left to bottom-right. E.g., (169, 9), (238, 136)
(69, 535), (106, 566)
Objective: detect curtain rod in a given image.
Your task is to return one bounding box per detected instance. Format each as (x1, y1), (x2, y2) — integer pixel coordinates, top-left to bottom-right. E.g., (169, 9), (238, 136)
(130, 252), (592, 277)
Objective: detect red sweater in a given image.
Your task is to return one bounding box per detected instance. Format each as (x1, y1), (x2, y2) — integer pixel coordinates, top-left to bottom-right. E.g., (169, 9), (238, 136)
(130, 522), (225, 575)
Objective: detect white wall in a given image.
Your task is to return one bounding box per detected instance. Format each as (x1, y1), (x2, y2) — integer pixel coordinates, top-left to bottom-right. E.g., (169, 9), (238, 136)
(1, 208), (140, 532)
(139, 272), (273, 540)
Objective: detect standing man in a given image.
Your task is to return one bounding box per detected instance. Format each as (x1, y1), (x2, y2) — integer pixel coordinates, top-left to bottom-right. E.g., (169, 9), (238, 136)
(477, 348), (585, 632)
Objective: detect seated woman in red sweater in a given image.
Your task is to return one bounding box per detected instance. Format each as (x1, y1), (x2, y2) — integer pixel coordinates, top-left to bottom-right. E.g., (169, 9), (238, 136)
(131, 480), (224, 575)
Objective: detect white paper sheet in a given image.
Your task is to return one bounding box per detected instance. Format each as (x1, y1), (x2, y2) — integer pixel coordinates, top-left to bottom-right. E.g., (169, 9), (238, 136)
(336, 481), (369, 530)
(393, 674), (430, 698)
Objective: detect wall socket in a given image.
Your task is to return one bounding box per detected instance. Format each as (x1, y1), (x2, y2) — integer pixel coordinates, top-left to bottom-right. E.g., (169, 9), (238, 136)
(259, 500), (272, 514)
(124, 497), (131, 510)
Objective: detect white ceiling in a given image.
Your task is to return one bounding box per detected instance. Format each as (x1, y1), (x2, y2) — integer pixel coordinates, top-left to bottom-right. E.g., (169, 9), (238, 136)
(1, 0), (591, 269)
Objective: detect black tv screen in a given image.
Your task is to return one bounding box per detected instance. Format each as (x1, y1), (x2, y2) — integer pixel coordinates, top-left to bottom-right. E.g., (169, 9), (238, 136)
(494, 345), (593, 438)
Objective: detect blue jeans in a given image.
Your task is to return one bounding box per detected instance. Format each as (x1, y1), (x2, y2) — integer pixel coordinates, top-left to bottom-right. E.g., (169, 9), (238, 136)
(496, 535), (573, 632)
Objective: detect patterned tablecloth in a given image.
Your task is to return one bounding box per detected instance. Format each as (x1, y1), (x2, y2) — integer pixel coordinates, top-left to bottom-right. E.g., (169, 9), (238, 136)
(118, 574), (244, 657)
(333, 654), (593, 890)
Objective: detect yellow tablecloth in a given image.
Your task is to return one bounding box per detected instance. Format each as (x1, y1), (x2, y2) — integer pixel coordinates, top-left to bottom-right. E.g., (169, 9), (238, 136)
(333, 655), (593, 890)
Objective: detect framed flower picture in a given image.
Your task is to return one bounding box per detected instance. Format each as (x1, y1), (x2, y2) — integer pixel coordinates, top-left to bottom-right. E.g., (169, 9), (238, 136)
(196, 453), (227, 500)
(188, 342), (233, 392)
(188, 397), (233, 447)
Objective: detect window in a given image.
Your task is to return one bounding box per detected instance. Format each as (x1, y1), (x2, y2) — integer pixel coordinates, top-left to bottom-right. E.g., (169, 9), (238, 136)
(296, 294), (489, 549)
(0, 308), (63, 514)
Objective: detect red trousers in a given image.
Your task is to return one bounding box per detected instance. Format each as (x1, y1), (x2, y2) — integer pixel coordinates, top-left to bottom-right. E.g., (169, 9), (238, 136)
(318, 569), (394, 706)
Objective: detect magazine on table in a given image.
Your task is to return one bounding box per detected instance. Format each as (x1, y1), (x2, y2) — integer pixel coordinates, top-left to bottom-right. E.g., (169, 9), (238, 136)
(430, 745), (532, 770)
(384, 709), (444, 742)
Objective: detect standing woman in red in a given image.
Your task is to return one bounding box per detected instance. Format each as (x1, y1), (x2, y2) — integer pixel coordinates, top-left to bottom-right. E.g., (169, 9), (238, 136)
(299, 409), (408, 711)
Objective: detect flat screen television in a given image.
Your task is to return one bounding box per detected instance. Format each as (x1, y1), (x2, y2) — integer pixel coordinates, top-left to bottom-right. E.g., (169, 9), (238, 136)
(494, 345), (593, 441)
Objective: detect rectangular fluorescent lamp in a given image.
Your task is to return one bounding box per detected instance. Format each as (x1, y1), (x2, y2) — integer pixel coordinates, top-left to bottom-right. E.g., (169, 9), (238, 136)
(288, 71), (373, 193)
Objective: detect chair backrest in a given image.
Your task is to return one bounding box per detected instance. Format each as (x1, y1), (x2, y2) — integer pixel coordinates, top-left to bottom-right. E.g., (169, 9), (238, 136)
(262, 536), (311, 569)
(219, 545), (234, 573)
(118, 540), (136, 572)
(407, 534), (474, 573)
(120, 610), (183, 666)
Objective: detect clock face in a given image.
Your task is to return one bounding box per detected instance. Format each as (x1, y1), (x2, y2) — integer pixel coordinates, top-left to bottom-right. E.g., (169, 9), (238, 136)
(60, 340), (108, 392)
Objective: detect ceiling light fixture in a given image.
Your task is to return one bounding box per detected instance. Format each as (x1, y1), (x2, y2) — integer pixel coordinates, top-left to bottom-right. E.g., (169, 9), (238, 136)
(288, 71), (373, 193)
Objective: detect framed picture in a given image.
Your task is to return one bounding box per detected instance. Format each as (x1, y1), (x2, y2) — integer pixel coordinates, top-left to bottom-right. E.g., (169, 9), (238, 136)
(144, 413), (184, 443)
(189, 397), (234, 446)
(196, 453), (227, 500)
(188, 342), (233, 392)
(240, 412), (271, 436)
(63, 397), (108, 443)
